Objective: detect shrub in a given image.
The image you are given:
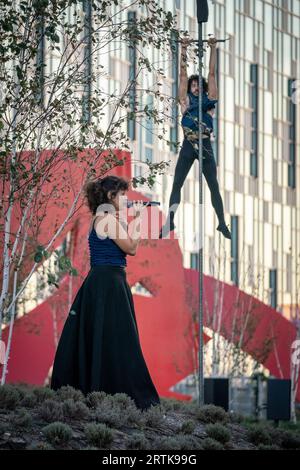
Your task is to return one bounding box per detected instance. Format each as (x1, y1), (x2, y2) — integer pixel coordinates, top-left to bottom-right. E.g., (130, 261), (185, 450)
(279, 430), (300, 450)
(140, 404), (165, 427)
(95, 394), (142, 428)
(56, 385), (84, 402)
(195, 405), (229, 424)
(151, 434), (202, 450)
(160, 398), (177, 412)
(32, 386), (55, 403)
(109, 393), (137, 409)
(201, 437), (224, 450)
(85, 391), (107, 408)
(10, 408), (32, 428)
(180, 420), (196, 435)
(84, 423), (114, 448)
(39, 399), (64, 423)
(160, 397), (188, 412)
(247, 424), (272, 446)
(21, 392), (38, 408)
(62, 399), (90, 420)
(0, 384), (22, 410)
(205, 423), (231, 444)
(9, 383), (29, 399)
(126, 433), (150, 450)
(42, 422), (73, 446)
(95, 406), (126, 428)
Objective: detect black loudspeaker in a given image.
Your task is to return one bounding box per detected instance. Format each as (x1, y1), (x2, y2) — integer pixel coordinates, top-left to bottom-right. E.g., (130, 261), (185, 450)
(204, 377), (229, 411)
(196, 0), (209, 23)
(267, 378), (291, 421)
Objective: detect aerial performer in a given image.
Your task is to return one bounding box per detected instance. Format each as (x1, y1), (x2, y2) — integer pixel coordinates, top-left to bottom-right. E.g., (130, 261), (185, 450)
(159, 36), (231, 240)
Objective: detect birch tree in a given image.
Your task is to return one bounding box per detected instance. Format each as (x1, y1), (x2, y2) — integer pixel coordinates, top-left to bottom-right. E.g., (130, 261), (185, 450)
(0, 0), (182, 383)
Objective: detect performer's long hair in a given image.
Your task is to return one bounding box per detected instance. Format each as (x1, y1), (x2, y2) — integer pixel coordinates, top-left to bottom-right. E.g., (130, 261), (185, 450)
(83, 175), (129, 215)
(187, 74), (209, 94)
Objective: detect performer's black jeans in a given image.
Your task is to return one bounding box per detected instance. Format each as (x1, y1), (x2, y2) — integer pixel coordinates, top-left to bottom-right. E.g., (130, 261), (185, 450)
(167, 137), (225, 224)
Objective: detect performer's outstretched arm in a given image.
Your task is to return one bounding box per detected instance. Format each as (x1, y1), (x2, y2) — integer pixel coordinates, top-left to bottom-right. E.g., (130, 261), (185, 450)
(178, 38), (190, 114)
(207, 37), (218, 100)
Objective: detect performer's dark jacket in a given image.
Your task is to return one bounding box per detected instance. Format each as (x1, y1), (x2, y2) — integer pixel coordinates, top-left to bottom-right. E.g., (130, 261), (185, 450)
(181, 91), (218, 136)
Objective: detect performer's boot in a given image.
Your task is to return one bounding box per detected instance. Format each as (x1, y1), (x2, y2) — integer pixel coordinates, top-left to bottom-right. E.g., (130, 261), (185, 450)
(216, 220), (232, 239)
(159, 212), (176, 239)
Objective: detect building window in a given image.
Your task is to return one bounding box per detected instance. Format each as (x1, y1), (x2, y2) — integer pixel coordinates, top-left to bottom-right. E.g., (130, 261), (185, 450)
(269, 269), (277, 309)
(230, 215), (239, 286)
(145, 146), (153, 162)
(287, 78), (296, 188)
(190, 252), (199, 270)
(82, 0), (92, 124)
(127, 11), (137, 140)
(250, 64), (258, 178)
(145, 95), (154, 145)
(169, 30), (179, 154)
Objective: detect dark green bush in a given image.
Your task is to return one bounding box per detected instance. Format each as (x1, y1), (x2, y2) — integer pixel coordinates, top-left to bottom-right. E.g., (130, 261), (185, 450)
(84, 423), (114, 448)
(42, 421), (73, 446)
(140, 404), (165, 427)
(180, 419), (196, 434)
(201, 437), (224, 450)
(62, 399), (90, 420)
(151, 434), (202, 450)
(205, 423), (231, 444)
(56, 385), (84, 402)
(39, 399), (64, 423)
(247, 424), (272, 446)
(279, 430), (300, 450)
(85, 391), (107, 408)
(195, 405), (229, 424)
(32, 386), (55, 403)
(95, 394), (142, 428)
(126, 432), (150, 450)
(9, 408), (32, 428)
(0, 384), (22, 410)
(21, 392), (38, 408)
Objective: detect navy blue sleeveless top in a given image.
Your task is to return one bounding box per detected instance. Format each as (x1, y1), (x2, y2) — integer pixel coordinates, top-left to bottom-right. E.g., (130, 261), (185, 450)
(88, 217), (127, 267)
(181, 92), (218, 134)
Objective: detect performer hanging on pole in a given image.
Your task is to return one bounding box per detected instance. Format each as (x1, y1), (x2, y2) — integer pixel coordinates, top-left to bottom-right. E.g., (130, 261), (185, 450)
(159, 36), (231, 239)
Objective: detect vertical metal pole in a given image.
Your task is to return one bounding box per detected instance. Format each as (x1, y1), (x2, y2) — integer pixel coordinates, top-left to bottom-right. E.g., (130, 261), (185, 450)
(198, 22), (204, 407)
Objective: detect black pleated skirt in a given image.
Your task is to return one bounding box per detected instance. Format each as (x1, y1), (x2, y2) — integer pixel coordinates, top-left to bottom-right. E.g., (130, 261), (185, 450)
(50, 265), (160, 411)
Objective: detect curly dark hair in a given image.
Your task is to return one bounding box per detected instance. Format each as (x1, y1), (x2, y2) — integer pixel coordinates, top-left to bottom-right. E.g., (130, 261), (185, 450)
(187, 74), (208, 94)
(84, 175), (130, 215)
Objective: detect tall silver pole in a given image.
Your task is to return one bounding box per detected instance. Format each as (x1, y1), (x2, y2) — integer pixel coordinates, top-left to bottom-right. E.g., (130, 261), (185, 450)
(197, 21), (204, 407)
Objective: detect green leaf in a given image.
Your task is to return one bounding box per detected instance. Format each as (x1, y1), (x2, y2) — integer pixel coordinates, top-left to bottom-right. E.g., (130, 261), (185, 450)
(34, 252), (43, 263)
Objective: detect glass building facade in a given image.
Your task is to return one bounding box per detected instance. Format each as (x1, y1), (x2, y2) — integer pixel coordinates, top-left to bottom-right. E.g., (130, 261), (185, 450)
(45, 0), (299, 320)
(111, 0), (299, 320)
